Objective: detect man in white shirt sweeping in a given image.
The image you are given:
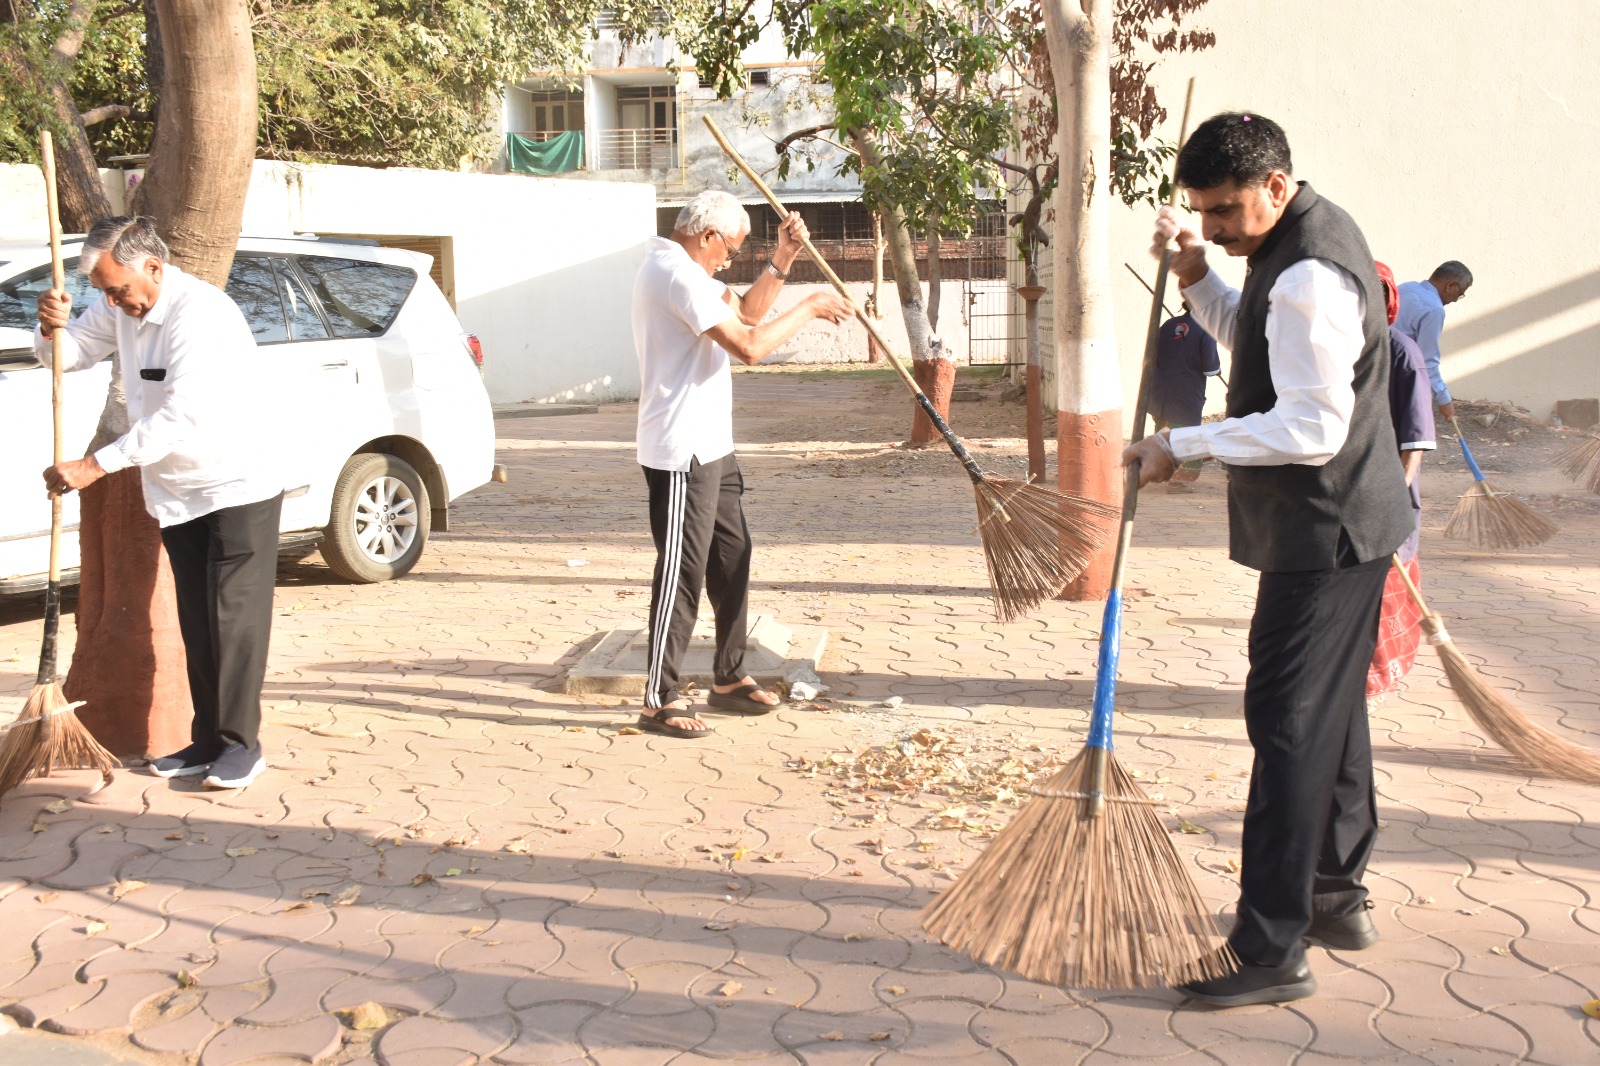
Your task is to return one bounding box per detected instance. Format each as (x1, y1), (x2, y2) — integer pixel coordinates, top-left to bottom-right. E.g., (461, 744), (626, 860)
(36, 215), (284, 790)
(1124, 114), (1413, 1006)
(632, 190), (851, 739)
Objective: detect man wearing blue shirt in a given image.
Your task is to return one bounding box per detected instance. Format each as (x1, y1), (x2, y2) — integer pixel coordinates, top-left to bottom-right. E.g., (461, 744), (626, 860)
(1394, 261), (1472, 424)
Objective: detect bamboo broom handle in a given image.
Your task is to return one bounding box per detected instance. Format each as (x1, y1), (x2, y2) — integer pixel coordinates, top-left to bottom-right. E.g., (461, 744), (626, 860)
(701, 117), (922, 398)
(39, 130), (66, 683)
(702, 116), (992, 488)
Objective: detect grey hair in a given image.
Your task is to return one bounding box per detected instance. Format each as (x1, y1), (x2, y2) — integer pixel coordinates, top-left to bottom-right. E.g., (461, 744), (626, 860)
(79, 215), (169, 275)
(674, 191), (749, 240)
(1430, 260), (1473, 288)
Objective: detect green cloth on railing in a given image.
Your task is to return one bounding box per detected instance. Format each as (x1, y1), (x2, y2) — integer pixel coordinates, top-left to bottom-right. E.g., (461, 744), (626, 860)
(507, 131), (584, 175)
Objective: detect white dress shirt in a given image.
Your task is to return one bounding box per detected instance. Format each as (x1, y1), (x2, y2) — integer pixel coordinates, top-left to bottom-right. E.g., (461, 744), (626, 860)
(1169, 259), (1367, 467)
(632, 237), (739, 471)
(34, 264), (284, 527)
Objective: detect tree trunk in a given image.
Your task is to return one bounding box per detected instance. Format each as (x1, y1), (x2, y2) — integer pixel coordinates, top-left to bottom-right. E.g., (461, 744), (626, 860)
(20, 0), (116, 231)
(926, 214), (942, 331)
(1041, 0), (1119, 600)
(68, 0), (259, 757)
(65, 360), (193, 758)
(851, 133), (953, 447)
(866, 211), (884, 363)
(137, 0), (258, 285)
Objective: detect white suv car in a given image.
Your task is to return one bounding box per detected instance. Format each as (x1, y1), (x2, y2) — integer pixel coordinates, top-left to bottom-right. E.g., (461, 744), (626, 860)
(0, 235), (498, 592)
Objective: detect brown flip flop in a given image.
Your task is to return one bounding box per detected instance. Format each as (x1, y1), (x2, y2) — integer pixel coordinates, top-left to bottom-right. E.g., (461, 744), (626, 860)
(636, 711), (714, 739)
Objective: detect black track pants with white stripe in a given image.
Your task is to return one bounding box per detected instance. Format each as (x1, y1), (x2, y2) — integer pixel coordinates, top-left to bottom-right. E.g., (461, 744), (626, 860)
(641, 454), (752, 709)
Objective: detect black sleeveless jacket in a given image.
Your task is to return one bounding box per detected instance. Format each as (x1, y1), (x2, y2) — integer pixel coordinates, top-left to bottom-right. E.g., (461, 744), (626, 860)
(1222, 182), (1412, 572)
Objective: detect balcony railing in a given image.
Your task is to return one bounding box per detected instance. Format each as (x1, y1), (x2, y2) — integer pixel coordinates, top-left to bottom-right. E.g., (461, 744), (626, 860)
(595, 128), (678, 170)
(510, 131), (571, 143)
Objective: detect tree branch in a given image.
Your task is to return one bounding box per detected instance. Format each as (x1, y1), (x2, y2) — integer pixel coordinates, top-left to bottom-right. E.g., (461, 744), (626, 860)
(50, 0), (100, 66)
(80, 103), (153, 126)
(773, 122), (838, 155)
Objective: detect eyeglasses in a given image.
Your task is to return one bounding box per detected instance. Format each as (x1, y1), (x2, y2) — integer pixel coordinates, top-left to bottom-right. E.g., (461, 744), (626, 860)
(716, 231), (744, 265)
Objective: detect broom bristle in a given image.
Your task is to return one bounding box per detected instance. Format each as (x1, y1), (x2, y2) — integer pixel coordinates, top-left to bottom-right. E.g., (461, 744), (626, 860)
(0, 684), (116, 800)
(974, 476), (1119, 623)
(921, 747), (1235, 989)
(1556, 432), (1600, 494)
(1443, 480), (1558, 550)
(1420, 616), (1600, 784)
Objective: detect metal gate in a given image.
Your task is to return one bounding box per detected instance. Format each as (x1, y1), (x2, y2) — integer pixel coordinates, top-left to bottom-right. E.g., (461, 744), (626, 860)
(962, 278), (1021, 365)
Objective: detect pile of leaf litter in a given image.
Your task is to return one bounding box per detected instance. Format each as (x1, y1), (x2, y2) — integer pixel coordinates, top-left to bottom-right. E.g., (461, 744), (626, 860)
(785, 725), (1071, 838)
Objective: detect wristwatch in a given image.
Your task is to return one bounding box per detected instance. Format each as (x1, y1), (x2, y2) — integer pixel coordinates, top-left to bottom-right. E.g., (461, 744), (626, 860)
(765, 261), (789, 281)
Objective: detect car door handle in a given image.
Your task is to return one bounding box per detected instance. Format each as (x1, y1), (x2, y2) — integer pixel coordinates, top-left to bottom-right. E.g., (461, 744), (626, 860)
(321, 358), (350, 369)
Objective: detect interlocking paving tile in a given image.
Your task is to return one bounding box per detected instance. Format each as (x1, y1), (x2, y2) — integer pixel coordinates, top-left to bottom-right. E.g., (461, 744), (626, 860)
(2, 377), (1598, 1065)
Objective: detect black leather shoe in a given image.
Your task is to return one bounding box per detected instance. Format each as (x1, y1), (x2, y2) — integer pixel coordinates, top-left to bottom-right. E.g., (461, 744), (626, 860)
(1178, 954), (1316, 1007)
(1307, 900), (1378, 951)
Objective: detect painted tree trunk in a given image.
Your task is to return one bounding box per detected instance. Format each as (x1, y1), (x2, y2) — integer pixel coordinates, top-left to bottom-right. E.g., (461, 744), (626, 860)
(1041, 0), (1120, 600)
(852, 133), (954, 445)
(65, 361), (193, 757)
(70, 0), (259, 754)
(866, 211), (884, 363)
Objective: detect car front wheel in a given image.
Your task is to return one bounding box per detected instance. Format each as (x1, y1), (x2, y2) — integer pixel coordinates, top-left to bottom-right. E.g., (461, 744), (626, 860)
(322, 452), (431, 583)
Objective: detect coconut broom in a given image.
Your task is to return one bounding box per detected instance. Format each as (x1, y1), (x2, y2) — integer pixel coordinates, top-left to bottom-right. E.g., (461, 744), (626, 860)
(922, 81), (1233, 989)
(0, 132), (118, 803)
(1555, 431), (1600, 494)
(703, 117), (1118, 622)
(1442, 419), (1557, 550)
(1390, 558), (1600, 784)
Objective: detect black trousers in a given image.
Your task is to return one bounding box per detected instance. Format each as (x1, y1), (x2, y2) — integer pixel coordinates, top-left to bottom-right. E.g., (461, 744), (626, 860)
(159, 493), (283, 750)
(641, 455), (751, 709)
(1230, 550), (1389, 966)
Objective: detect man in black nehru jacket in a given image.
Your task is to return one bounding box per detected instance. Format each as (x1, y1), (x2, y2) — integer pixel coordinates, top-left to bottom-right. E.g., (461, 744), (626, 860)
(1123, 113), (1413, 1006)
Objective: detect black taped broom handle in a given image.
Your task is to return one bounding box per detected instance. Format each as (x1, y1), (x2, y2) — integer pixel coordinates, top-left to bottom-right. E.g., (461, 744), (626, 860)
(39, 130), (65, 685)
(702, 116), (986, 486)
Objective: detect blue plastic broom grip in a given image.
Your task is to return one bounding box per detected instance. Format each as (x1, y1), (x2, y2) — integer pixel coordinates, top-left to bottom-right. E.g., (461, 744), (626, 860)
(1456, 431), (1487, 482)
(1087, 589), (1123, 751)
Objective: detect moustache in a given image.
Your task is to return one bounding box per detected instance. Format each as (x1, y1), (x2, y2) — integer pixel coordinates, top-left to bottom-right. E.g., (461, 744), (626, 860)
(1211, 235), (1238, 245)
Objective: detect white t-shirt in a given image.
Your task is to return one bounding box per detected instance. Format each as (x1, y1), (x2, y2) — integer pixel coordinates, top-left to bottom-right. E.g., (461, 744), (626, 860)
(633, 237), (739, 471)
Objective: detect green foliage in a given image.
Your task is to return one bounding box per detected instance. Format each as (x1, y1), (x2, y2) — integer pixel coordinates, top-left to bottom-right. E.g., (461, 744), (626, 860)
(0, 0), (676, 169)
(685, 0), (1016, 237)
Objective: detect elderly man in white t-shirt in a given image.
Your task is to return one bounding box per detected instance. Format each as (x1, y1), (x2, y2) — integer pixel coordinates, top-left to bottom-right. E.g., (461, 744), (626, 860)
(632, 190), (851, 739)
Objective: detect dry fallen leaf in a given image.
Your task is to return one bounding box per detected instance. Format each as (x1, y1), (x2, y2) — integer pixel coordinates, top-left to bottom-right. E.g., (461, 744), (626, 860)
(617, 726), (642, 735)
(84, 920), (108, 936)
(443, 868), (462, 878)
(332, 885), (361, 907)
(411, 873), (435, 886)
(1174, 819), (1205, 835)
(281, 901), (316, 913)
(301, 888), (332, 899)
(1583, 999), (1600, 1019)
(175, 970), (197, 989)
(504, 840), (531, 854)
(224, 847), (257, 858)
(43, 799), (72, 814)
(716, 980), (743, 997)
(704, 920), (735, 932)
(36, 891), (59, 904)
(869, 1032), (892, 1042)
(110, 880), (149, 900)
(30, 821), (47, 834)
(884, 984), (907, 996)
(819, 1031), (845, 1041)
(1489, 945), (1511, 956)
(1225, 858), (1242, 874)
(337, 1001), (388, 1030)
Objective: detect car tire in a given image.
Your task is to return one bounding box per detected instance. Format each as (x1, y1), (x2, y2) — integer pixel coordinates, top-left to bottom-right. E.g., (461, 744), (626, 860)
(322, 453), (431, 583)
